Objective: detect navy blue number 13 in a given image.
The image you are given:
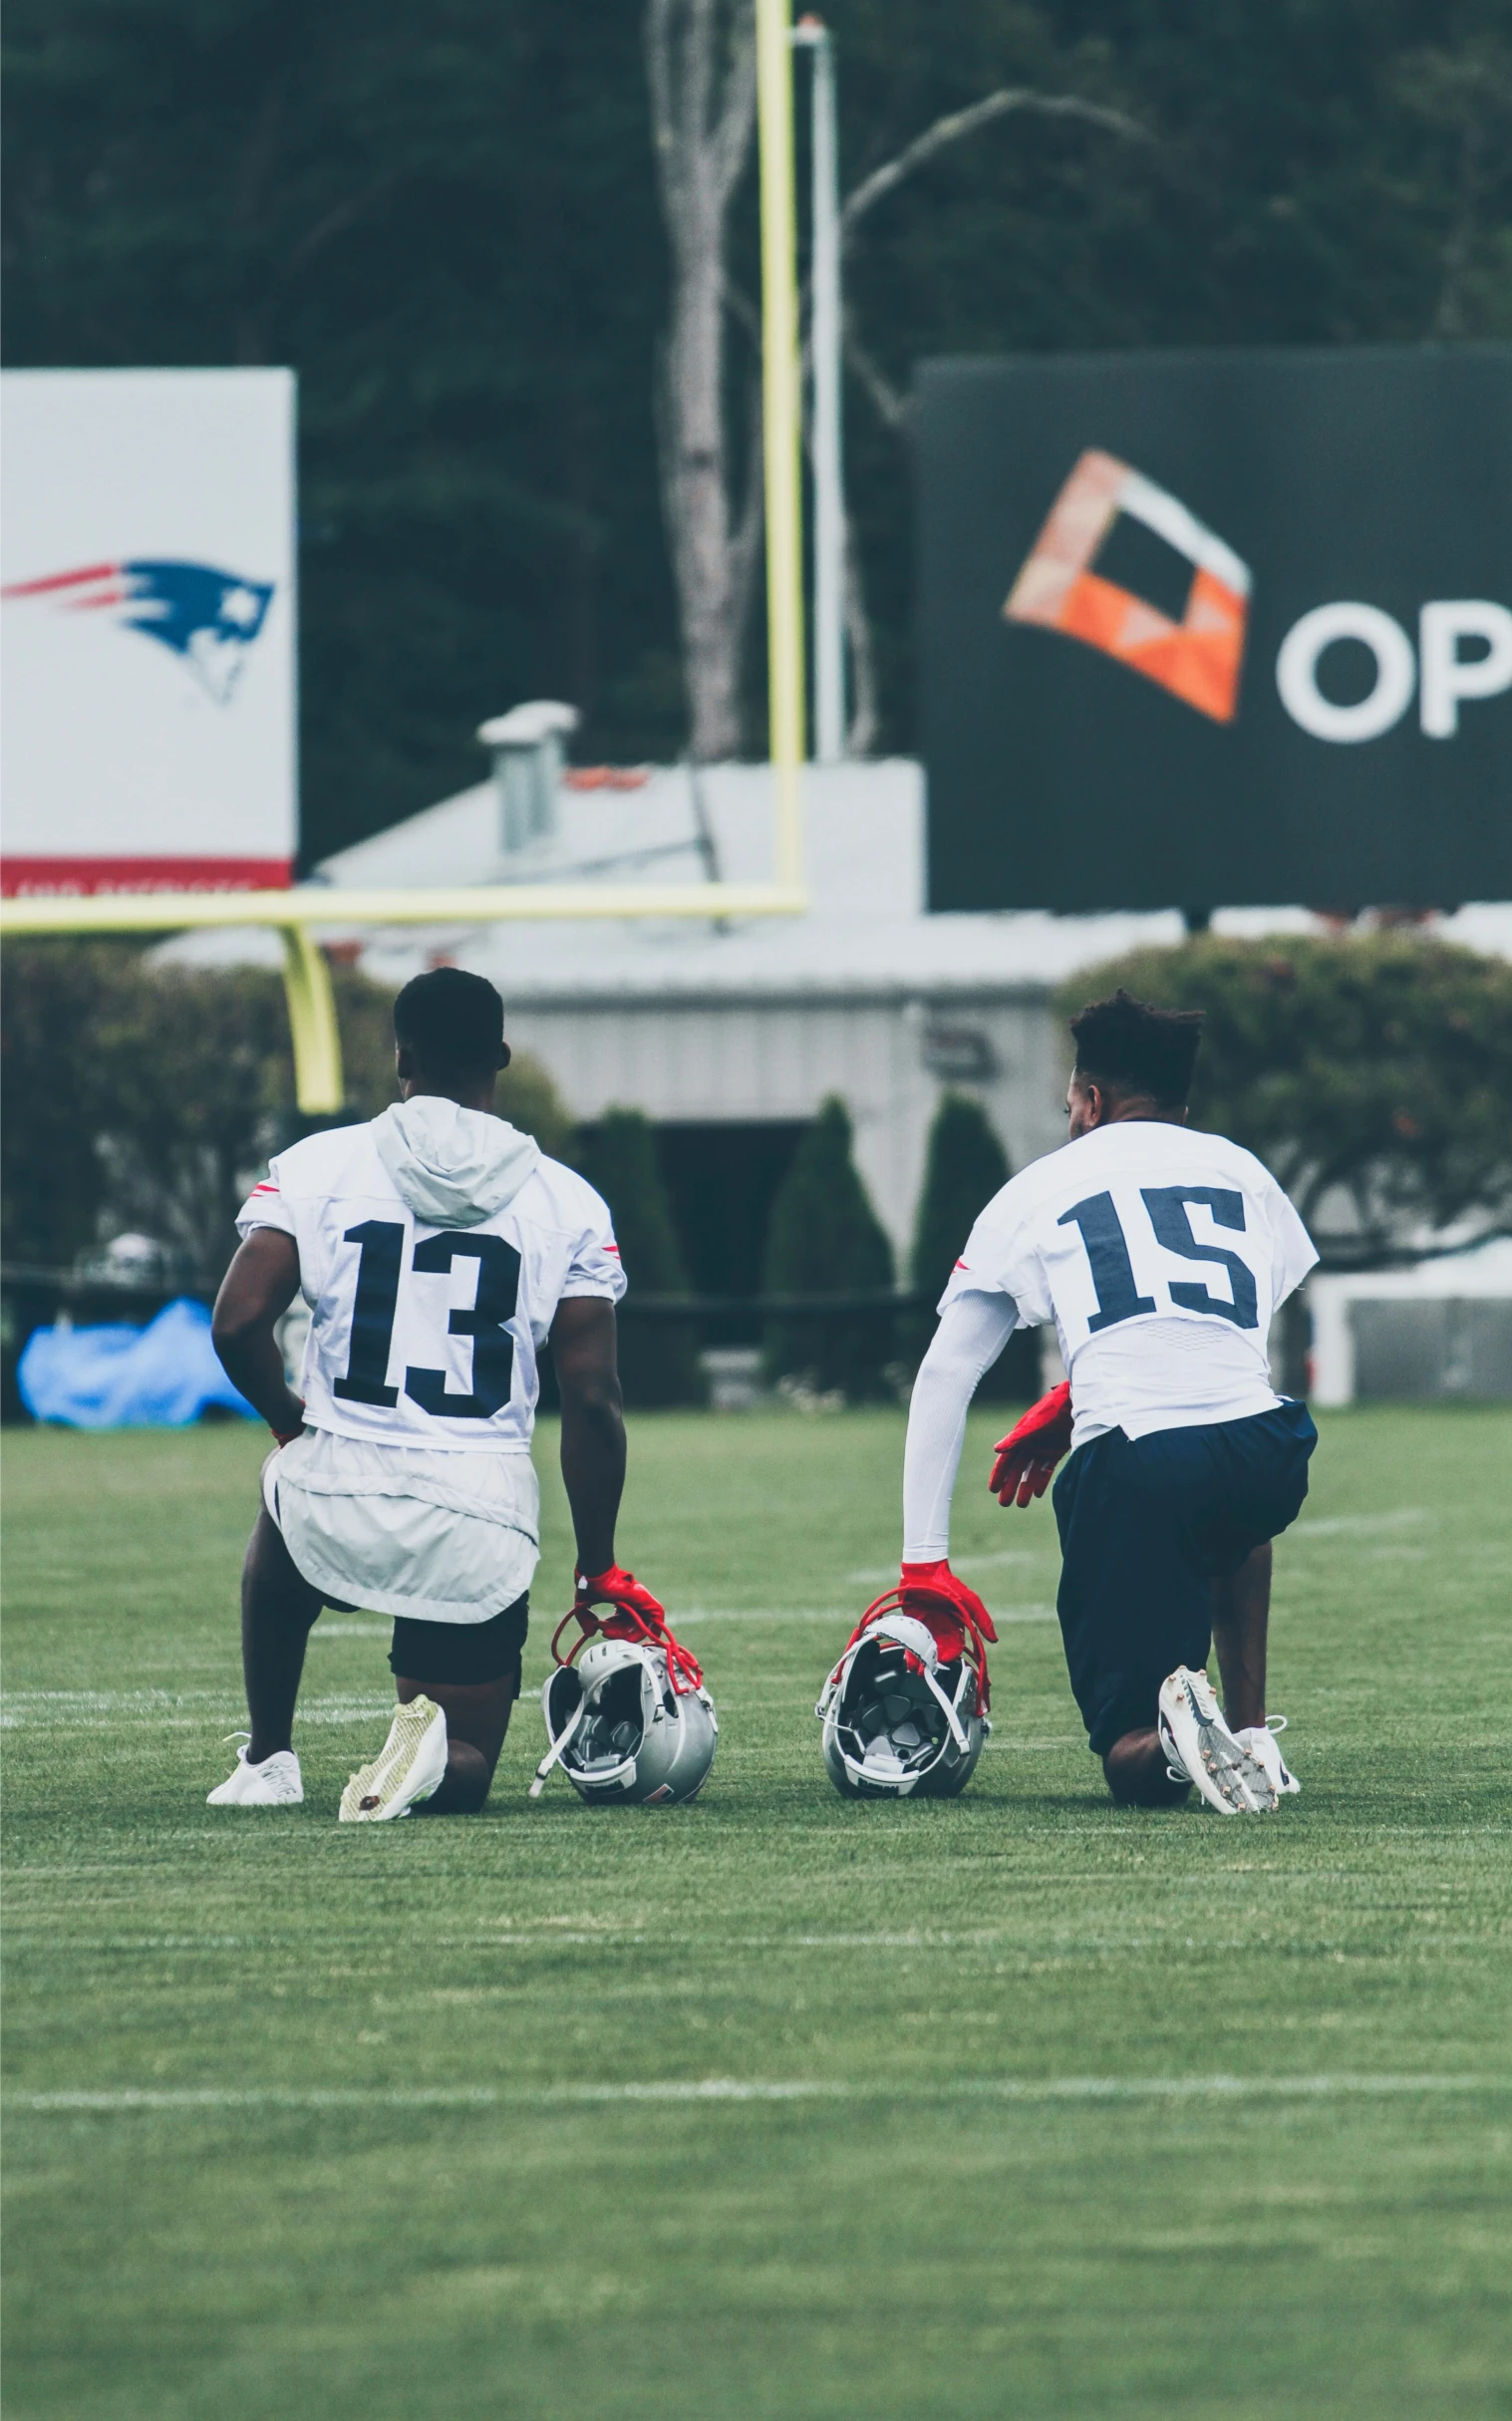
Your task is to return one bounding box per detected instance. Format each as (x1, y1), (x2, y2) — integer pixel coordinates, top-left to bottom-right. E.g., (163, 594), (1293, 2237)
(333, 1221), (521, 1416)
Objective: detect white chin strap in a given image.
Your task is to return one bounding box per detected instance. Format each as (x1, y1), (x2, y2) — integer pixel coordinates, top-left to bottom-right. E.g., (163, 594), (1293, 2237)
(529, 1686), (589, 1799)
(818, 1633), (975, 1783)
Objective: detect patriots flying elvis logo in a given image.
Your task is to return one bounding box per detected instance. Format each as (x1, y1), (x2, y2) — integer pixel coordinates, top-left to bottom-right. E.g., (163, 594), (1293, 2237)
(1, 559), (275, 705)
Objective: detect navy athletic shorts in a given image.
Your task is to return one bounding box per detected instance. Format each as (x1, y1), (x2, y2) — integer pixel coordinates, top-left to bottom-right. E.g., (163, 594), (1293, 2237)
(1051, 1400), (1317, 1758)
(387, 1592), (529, 1688)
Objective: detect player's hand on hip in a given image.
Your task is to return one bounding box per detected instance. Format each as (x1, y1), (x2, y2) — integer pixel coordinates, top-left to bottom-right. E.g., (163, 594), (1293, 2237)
(989, 1380), (1072, 1509)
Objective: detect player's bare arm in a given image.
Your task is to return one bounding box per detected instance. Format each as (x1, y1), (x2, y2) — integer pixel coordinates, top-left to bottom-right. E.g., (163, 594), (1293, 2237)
(211, 1228), (306, 1440)
(551, 1296), (626, 1579)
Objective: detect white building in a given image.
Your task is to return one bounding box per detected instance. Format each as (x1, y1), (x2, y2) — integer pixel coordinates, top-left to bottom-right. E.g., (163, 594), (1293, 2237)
(169, 723), (1512, 1394)
(310, 751), (1231, 1260)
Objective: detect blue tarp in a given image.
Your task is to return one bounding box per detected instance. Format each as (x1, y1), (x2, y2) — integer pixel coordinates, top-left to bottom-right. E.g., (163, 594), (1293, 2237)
(17, 1297), (258, 1429)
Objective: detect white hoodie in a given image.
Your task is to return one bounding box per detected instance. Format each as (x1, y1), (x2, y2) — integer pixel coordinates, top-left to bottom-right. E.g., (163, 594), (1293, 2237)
(371, 1096), (540, 1228)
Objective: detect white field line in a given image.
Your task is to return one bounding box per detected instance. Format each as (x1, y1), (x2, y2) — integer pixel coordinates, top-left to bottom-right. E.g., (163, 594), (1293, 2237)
(9, 2073), (1507, 2116)
(675, 1605), (1056, 1626)
(672, 1608), (851, 1624)
(847, 1550), (1051, 1586)
(1290, 1508), (1427, 1539)
(310, 1622), (391, 1640)
(1, 1691), (395, 1729)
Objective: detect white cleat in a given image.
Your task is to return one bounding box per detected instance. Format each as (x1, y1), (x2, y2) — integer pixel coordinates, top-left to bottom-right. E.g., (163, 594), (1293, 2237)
(207, 1738), (304, 1807)
(339, 1696), (449, 1824)
(1236, 1716), (1300, 1797)
(1157, 1666), (1278, 1814)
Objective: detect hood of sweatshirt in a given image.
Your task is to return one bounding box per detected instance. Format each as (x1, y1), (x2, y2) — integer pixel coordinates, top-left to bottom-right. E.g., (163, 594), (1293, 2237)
(371, 1096), (540, 1229)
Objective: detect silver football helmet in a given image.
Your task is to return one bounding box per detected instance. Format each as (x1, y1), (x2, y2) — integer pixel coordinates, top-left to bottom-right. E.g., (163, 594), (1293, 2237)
(532, 1632), (718, 1806)
(817, 1601), (989, 1799)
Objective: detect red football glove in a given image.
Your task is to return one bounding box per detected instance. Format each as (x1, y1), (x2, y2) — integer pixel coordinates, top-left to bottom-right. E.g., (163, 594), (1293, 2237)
(989, 1380), (1072, 1508)
(573, 1564), (669, 1636)
(553, 1565), (704, 1695)
(899, 1560), (1000, 1658)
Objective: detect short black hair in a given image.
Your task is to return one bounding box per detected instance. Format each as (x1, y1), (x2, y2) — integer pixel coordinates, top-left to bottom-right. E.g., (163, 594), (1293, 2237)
(393, 967), (506, 1075)
(1069, 989), (1203, 1107)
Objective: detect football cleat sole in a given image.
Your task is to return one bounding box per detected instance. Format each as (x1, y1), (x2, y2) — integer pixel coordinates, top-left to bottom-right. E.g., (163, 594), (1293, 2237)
(1158, 1666), (1278, 1815)
(1236, 1718), (1300, 1796)
(339, 1697), (449, 1823)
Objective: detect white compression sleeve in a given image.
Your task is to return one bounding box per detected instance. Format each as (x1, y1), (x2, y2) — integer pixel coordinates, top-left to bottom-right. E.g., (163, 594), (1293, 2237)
(901, 1291), (1022, 1560)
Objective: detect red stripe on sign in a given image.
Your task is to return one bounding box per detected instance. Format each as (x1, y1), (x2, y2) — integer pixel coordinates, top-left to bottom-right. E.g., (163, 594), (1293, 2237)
(1, 562), (120, 599)
(2, 857), (294, 899)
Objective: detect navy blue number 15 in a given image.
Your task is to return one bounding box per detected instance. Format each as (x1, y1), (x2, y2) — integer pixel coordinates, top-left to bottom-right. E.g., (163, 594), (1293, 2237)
(1058, 1187), (1258, 1332)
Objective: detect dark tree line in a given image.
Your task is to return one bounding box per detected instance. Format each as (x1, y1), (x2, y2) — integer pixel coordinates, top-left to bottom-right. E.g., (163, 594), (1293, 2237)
(5, 0), (1510, 860)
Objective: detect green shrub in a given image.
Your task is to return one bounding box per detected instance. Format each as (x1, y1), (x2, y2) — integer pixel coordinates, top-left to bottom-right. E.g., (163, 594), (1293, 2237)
(761, 1098), (895, 1399)
(570, 1109), (704, 1407)
(909, 1092), (1041, 1403)
(0, 941), (572, 1284)
(1057, 934), (1512, 1263)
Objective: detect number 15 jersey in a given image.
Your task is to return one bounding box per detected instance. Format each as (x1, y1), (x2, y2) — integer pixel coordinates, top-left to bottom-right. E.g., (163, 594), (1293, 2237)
(236, 1114), (624, 1455)
(940, 1120), (1317, 1449)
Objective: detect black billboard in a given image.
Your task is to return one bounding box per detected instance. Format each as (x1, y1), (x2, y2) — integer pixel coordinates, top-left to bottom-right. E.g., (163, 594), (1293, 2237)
(919, 346), (1512, 911)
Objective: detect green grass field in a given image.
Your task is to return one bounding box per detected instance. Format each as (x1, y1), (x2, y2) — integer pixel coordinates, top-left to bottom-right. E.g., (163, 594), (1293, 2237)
(3, 1405), (1510, 2421)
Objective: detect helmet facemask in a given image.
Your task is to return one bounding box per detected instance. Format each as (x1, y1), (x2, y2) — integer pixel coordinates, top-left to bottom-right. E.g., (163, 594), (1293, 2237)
(818, 1609), (989, 1799)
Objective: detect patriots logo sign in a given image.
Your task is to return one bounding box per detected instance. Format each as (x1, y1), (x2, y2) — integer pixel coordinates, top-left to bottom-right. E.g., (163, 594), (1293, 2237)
(1, 558), (275, 704)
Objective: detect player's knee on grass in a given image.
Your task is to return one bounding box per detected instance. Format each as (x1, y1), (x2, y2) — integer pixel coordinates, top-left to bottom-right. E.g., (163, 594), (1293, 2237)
(420, 1735), (496, 1815)
(391, 1604), (525, 1815)
(1102, 1727), (1193, 1809)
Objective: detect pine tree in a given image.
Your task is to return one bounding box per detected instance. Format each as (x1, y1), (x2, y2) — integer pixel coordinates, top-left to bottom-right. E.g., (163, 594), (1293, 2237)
(570, 1109), (704, 1407)
(761, 1097), (896, 1399)
(908, 1092), (1040, 1403)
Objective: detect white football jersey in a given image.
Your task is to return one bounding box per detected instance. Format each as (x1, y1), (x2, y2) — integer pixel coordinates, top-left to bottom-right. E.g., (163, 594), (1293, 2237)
(236, 1121), (624, 1454)
(940, 1120), (1317, 1447)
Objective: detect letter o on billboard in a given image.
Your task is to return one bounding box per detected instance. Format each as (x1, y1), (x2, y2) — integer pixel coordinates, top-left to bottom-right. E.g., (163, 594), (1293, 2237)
(1276, 602), (1416, 743)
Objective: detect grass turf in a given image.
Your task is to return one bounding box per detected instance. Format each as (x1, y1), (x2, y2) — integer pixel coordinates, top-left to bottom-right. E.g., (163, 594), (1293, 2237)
(2, 1405), (1509, 2420)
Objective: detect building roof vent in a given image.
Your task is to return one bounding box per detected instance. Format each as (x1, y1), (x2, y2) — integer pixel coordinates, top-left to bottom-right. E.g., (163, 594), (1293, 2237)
(476, 700), (580, 857)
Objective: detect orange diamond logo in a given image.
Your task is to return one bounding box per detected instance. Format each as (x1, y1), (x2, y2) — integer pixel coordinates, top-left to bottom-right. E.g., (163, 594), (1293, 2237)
(1004, 450), (1251, 724)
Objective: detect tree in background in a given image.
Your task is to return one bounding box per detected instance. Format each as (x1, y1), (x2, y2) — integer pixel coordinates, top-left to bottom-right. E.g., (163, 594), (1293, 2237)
(0, 943), (572, 1284)
(570, 1109), (704, 1406)
(7, 1), (1508, 845)
(908, 1091), (1040, 1402)
(761, 1096), (895, 1398)
(645, 0), (760, 760)
(1057, 935), (1512, 1266)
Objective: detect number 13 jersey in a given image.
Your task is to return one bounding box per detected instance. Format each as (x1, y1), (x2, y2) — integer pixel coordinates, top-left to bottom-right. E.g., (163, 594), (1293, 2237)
(941, 1121), (1317, 1449)
(236, 1112), (624, 1454)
